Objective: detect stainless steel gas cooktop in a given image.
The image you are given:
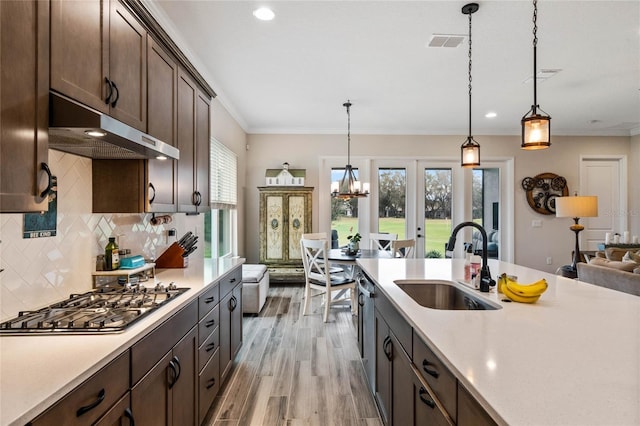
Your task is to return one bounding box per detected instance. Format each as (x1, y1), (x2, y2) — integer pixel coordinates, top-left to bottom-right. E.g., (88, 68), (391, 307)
(0, 283), (188, 334)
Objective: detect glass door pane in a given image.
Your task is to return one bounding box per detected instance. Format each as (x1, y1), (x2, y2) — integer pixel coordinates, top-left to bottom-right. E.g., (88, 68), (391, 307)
(378, 168), (406, 239)
(472, 168), (500, 258)
(423, 169), (452, 258)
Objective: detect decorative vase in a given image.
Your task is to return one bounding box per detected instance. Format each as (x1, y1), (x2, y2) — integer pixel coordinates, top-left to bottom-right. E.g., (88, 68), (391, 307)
(348, 241), (359, 254)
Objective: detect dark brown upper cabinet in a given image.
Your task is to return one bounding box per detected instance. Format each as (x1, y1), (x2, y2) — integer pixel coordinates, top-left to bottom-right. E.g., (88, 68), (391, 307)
(0, 0), (51, 212)
(177, 70), (211, 214)
(50, 0), (147, 131)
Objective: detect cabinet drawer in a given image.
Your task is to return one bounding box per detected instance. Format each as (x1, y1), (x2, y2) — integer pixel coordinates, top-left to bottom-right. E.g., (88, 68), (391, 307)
(219, 267), (242, 299)
(30, 351), (130, 426)
(131, 299), (198, 385)
(198, 349), (220, 424)
(412, 331), (457, 423)
(375, 290), (412, 355)
(198, 325), (219, 372)
(199, 284), (220, 320)
(198, 303), (220, 346)
(94, 391), (132, 426)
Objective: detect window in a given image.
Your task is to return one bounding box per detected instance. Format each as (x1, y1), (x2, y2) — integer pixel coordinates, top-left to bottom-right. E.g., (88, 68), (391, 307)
(206, 138), (237, 258)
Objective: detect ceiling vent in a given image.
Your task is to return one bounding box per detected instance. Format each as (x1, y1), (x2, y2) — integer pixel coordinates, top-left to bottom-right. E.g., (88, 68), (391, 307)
(523, 69), (562, 84)
(428, 34), (466, 48)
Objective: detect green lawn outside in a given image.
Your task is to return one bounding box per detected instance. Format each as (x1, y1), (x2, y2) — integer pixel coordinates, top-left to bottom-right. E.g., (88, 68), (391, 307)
(330, 218), (452, 257)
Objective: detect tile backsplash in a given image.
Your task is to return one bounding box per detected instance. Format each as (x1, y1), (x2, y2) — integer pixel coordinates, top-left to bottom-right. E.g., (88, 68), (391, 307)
(0, 150), (203, 321)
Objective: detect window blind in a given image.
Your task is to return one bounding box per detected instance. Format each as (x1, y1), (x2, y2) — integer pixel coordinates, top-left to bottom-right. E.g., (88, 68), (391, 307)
(210, 137), (237, 209)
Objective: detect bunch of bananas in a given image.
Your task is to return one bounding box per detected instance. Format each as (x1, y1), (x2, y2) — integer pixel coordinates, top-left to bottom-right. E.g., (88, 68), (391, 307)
(497, 273), (548, 303)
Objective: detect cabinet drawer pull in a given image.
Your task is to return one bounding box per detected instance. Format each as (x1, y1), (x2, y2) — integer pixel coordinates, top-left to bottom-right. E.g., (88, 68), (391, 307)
(229, 277), (236, 283)
(419, 387), (436, 408)
(206, 378), (216, 389)
(124, 407), (135, 426)
(205, 319), (216, 328)
(76, 388), (105, 417)
(204, 296), (215, 304)
(205, 342), (216, 352)
(422, 359), (439, 378)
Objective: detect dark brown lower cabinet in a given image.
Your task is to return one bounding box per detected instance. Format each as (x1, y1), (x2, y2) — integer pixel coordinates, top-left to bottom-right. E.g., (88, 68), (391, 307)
(131, 326), (197, 425)
(94, 392), (134, 426)
(374, 310), (392, 425)
(457, 382), (498, 426)
(220, 283), (243, 382)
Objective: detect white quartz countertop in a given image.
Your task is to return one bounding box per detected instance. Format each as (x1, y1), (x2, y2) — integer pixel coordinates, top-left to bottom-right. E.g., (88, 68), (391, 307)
(356, 258), (640, 426)
(0, 257), (244, 426)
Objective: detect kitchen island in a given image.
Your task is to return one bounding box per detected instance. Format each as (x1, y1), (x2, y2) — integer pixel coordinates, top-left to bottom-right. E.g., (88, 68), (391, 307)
(356, 258), (640, 425)
(0, 257), (244, 426)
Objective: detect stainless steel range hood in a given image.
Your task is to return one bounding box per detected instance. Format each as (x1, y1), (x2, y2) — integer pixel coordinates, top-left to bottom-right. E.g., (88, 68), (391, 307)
(48, 93), (179, 160)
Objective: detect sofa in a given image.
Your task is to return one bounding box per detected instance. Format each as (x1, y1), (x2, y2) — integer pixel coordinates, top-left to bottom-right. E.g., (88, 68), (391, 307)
(577, 257), (640, 296)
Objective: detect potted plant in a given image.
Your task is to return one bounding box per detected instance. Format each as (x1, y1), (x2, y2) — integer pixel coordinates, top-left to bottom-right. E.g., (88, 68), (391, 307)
(347, 232), (362, 254)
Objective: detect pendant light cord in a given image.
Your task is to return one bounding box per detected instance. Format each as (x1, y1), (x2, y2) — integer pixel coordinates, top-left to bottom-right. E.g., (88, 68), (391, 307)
(532, 0), (538, 110)
(468, 11), (473, 138)
(344, 101), (351, 164)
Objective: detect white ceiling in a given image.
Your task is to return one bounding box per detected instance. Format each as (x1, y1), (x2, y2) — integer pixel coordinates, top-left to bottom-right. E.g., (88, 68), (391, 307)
(147, 0), (640, 137)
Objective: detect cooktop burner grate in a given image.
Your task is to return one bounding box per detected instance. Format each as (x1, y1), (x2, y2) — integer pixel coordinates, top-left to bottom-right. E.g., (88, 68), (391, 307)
(0, 284), (189, 334)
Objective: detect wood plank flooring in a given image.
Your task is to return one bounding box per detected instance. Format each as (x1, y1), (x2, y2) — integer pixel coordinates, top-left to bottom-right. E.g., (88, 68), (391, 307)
(204, 284), (382, 426)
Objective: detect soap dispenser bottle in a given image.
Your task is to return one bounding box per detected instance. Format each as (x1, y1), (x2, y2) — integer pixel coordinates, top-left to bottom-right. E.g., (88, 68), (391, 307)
(464, 244), (472, 281)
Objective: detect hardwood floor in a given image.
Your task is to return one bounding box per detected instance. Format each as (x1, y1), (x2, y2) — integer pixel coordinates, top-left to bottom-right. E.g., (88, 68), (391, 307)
(204, 284), (382, 426)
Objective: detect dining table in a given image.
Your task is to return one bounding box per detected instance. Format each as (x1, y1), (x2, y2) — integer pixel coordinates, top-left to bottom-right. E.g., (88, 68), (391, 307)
(325, 248), (393, 279)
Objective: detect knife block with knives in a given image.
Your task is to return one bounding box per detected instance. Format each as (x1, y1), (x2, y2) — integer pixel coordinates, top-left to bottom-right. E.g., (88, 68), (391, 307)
(156, 232), (198, 268)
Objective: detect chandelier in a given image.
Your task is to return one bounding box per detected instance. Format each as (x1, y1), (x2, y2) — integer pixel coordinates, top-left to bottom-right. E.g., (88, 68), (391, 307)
(331, 101), (369, 200)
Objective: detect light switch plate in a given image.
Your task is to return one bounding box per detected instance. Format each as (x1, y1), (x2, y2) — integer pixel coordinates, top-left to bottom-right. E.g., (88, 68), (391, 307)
(532, 220), (542, 228)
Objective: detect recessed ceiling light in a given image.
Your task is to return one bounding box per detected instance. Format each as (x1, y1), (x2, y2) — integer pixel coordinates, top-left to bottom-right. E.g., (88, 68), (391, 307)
(485, 112), (497, 118)
(253, 7), (274, 21)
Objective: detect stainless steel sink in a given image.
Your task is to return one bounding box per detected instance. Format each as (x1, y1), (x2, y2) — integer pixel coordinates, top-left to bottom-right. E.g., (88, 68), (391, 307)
(394, 280), (501, 310)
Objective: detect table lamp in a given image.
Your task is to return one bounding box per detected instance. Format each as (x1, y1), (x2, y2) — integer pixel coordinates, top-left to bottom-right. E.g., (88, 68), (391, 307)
(555, 195), (598, 278)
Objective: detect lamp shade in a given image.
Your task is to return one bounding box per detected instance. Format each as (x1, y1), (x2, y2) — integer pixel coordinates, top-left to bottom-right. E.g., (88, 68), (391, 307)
(555, 196), (598, 218)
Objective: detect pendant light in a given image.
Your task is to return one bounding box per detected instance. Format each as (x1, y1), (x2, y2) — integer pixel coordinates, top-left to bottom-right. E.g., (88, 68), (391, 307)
(521, 0), (551, 149)
(460, 3), (480, 168)
(331, 101), (369, 200)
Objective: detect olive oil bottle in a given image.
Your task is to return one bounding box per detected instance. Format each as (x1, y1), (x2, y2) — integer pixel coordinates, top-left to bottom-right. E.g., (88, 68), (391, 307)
(105, 237), (120, 270)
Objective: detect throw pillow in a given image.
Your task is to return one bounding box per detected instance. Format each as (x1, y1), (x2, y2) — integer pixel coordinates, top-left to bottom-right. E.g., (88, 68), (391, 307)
(622, 251), (636, 263)
(589, 256), (638, 272)
(631, 250), (640, 263)
(605, 247), (629, 261)
(635, 267), (640, 274)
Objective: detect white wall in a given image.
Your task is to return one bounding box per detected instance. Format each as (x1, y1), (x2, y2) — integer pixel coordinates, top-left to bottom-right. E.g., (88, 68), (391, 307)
(244, 133), (633, 273)
(630, 135), (640, 237)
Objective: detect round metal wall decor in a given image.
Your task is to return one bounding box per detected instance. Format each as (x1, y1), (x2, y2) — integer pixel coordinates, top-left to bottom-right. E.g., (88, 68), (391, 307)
(521, 172), (568, 215)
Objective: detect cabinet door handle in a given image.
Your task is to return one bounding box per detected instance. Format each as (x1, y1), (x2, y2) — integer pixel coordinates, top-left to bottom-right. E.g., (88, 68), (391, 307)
(172, 355), (181, 384)
(422, 359), (439, 378)
(124, 407), (136, 426)
(229, 296), (238, 311)
(206, 342), (216, 352)
(358, 292), (365, 307)
(205, 296), (215, 304)
(192, 191), (202, 206)
(110, 81), (119, 107)
(76, 388), (105, 417)
(168, 359), (177, 389)
(383, 336), (392, 361)
(104, 77), (113, 104)
(148, 182), (156, 204)
(419, 387), (436, 408)
(205, 319), (216, 328)
(206, 378), (216, 389)
(39, 163), (53, 198)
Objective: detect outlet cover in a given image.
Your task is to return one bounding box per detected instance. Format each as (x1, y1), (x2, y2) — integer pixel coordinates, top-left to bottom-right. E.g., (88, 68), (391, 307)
(532, 220), (542, 228)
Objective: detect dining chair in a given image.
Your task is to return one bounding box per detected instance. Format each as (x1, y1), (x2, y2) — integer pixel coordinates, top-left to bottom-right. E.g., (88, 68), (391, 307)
(302, 233), (343, 273)
(391, 239), (416, 258)
(300, 238), (356, 322)
(370, 232), (398, 251)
